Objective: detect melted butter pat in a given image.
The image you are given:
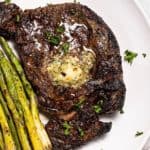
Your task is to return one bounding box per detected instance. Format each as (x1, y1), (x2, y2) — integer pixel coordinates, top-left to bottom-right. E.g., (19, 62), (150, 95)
(47, 48), (95, 88)
(60, 62), (82, 82)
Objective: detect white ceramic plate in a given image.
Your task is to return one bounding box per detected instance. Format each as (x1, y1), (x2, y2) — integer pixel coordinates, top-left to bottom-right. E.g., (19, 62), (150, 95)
(2, 0), (150, 149)
(134, 0), (150, 27)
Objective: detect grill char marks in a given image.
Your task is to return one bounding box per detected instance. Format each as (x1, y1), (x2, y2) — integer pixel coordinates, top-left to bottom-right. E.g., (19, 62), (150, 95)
(0, 2), (126, 150)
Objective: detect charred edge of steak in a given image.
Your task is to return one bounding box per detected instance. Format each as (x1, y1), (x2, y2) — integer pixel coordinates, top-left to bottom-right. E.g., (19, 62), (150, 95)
(40, 88), (114, 150)
(0, 2), (22, 39)
(46, 115), (112, 150)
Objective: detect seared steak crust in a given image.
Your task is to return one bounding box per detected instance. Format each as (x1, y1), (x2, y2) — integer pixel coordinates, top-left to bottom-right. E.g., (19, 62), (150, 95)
(0, 2), (21, 38)
(0, 2), (126, 150)
(46, 117), (111, 150)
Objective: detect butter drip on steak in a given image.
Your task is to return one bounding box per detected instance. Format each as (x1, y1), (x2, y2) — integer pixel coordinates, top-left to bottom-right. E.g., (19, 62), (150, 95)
(0, 2), (126, 150)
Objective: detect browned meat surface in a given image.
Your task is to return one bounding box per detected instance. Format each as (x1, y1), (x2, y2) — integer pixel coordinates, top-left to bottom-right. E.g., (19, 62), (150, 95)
(0, 2), (126, 150)
(46, 116), (111, 150)
(0, 2), (22, 38)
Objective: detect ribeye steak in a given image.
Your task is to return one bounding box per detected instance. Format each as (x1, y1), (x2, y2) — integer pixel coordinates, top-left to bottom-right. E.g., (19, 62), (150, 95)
(0, 2), (126, 149)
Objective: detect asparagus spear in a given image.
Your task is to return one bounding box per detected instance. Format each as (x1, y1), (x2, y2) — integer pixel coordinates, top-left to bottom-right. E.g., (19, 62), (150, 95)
(0, 127), (4, 150)
(0, 102), (16, 150)
(0, 65), (31, 150)
(0, 91), (21, 150)
(0, 50), (44, 150)
(0, 59), (24, 119)
(0, 47), (24, 121)
(0, 36), (52, 149)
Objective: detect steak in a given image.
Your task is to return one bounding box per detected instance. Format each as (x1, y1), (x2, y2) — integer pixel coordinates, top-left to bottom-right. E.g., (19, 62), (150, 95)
(0, 2), (126, 150)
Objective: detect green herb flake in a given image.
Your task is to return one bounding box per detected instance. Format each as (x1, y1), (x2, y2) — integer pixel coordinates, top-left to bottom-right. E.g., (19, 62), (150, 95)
(16, 15), (20, 23)
(63, 121), (72, 136)
(124, 50), (138, 64)
(5, 0), (11, 3)
(47, 3), (52, 6)
(75, 98), (85, 109)
(135, 131), (144, 137)
(48, 36), (61, 46)
(120, 109), (124, 114)
(142, 53), (147, 58)
(93, 105), (102, 114)
(78, 128), (84, 137)
(56, 26), (65, 34)
(45, 31), (51, 39)
(73, 0), (80, 4)
(62, 43), (70, 54)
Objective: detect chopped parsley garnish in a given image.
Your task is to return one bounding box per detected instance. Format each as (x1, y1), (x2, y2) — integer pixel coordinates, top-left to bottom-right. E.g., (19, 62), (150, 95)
(62, 43), (70, 54)
(93, 100), (103, 113)
(142, 53), (147, 58)
(63, 121), (72, 136)
(5, 0), (11, 3)
(56, 26), (65, 34)
(93, 105), (102, 113)
(75, 98), (85, 109)
(45, 31), (61, 46)
(78, 128), (84, 137)
(124, 50), (138, 64)
(73, 0), (80, 4)
(16, 15), (20, 23)
(135, 131), (143, 137)
(120, 109), (124, 114)
(49, 36), (60, 46)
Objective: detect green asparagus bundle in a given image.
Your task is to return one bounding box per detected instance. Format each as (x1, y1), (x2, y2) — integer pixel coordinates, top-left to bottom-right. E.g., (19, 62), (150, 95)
(0, 50), (44, 150)
(0, 36), (52, 150)
(0, 64), (31, 150)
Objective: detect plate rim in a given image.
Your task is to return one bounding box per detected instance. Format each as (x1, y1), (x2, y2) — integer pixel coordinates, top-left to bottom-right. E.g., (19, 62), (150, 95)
(133, 0), (150, 28)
